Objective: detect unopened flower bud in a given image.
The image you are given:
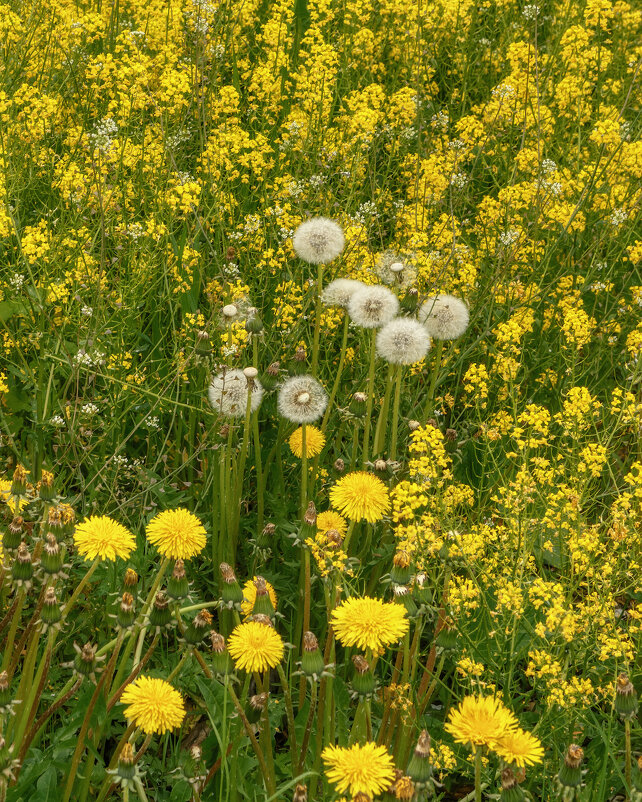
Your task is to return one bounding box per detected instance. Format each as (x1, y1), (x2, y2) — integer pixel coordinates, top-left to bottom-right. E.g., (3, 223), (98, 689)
(245, 315), (264, 334)
(293, 783), (307, 802)
(615, 672), (638, 720)
(350, 655), (375, 697)
(74, 642), (99, 677)
(390, 551), (412, 584)
(41, 533), (65, 576)
(246, 692), (268, 724)
(300, 631), (324, 679)
(11, 465), (28, 496)
(123, 568), (138, 588)
(350, 392), (367, 415)
(149, 590), (172, 629)
(558, 744), (584, 787)
(167, 559), (189, 600)
(406, 730), (434, 791)
(220, 563), (243, 605)
(12, 542), (33, 585)
(117, 592), (136, 629)
(38, 470), (55, 501)
(251, 577), (276, 617)
(184, 610), (213, 645)
(115, 742), (137, 782)
(3, 516), (23, 550)
(40, 587), (62, 628)
(303, 501), (317, 528)
(211, 631), (233, 675)
(333, 458), (345, 473)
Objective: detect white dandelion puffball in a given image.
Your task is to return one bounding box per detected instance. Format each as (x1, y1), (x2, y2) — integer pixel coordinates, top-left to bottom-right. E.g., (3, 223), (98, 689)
(321, 278), (366, 308)
(347, 285), (400, 329)
(418, 294), (469, 340)
(376, 251), (418, 289)
(376, 318), (431, 365)
(292, 217), (345, 264)
(208, 369), (264, 418)
(277, 375), (328, 424)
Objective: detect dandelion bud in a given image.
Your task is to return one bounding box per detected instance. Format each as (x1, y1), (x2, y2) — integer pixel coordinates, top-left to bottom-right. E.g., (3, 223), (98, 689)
(267, 361), (280, 376)
(304, 501), (317, 528)
(41, 533), (65, 576)
(406, 731), (433, 783)
(352, 792), (372, 802)
(115, 742), (137, 782)
(167, 559), (189, 600)
(40, 586), (62, 628)
(117, 592), (136, 630)
(149, 590), (172, 629)
(558, 744), (584, 788)
(350, 392), (368, 416)
(394, 774), (416, 800)
(184, 610), (213, 645)
(390, 551), (412, 585)
(195, 330), (211, 355)
(12, 542), (33, 586)
(400, 287), (419, 314)
(11, 465), (28, 496)
(325, 529), (343, 548)
(38, 470), (55, 501)
(445, 427), (457, 441)
(3, 516), (23, 550)
(300, 631), (324, 680)
(250, 577), (276, 618)
(615, 672), (638, 720)
(48, 507), (63, 530)
(245, 314), (263, 334)
(246, 692), (268, 724)
(293, 783), (307, 802)
(60, 504), (76, 536)
(249, 613), (274, 627)
(210, 631), (233, 676)
(222, 304), (238, 318)
(74, 642), (100, 677)
(500, 767), (525, 801)
(294, 345), (307, 362)
(350, 655), (375, 698)
(123, 568), (138, 588)
(373, 458), (389, 478)
(226, 247), (236, 260)
(333, 458), (345, 474)
(219, 424), (230, 438)
(262, 362), (280, 390)
(436, 618), (458, 651)
(393, 584), (418, 616)
(220, 563), (243, 606)
(262, 523), (276, 537)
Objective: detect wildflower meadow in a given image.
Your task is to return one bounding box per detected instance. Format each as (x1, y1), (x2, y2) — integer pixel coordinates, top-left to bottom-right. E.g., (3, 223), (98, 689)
(1, 0), (641, 799)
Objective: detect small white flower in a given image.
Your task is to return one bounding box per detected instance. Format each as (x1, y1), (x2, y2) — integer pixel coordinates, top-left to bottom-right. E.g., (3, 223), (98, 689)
(277, 375), (327, 424)
(376, 318), (431, 365)
(50, 415), (66, 427)
(208, 368), (264, 418)
(348, 285), (399, 329)
(81, 305), (93, 317)
(292, 217), (345, 264)
(321, 279), (366, 308)
(81, 403), (99, 415)
(418, 295), (469, 340)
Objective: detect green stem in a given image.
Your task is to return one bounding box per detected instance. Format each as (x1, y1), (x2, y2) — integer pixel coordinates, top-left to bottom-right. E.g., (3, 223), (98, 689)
(321, 313), (350, 431)
(1, 588), (25, 671)
(389, 364), (404, 461)
(423, 338), (444, 420)
(311, 264), (324, 375)
(625, 718), (632, 797)
(276, 664), (299, 773)
(373, 364), (394, 457)
(362, 330), (378, 466)
(61, 558), (100, 620)
(474, 746), (482, 802)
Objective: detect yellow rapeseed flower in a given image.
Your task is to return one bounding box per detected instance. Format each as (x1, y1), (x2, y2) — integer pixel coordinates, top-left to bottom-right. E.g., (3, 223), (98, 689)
(330, 471), (390, 522)
(322, 742), (396, 796)
(227, 621), (284, 673)
(445, 696), (519, 750)
(288, 425), (326, 457)
(494, 727), (544, 767)
(145, 508), (207, 560)
(120, 676), (186, 735)
(73, 516), (136, 561)
(316, 510), (347, 536)
(331, 596), (409, 653)
(240, 577), (278, 618)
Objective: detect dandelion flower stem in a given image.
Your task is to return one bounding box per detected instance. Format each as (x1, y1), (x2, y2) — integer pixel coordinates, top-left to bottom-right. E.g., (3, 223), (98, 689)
(276, 663), (299, 772)
(475, 746), (483, 802)
(362, 331), (378, 467)
(390, 364), (404, 461)
(61, 558), (100, 620)
(424, 338), (444, 420)
(373, 364), (394, 457)
(322, 313), (350, 431)
(311, 264), (324, 375)
(625, 718), (632, 794)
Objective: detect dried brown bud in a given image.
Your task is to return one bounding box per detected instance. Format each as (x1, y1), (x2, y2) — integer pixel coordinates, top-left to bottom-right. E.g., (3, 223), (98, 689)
(8, 516), (23, 535)
(267, 361), (280, 376)
(249, 614), (273, 627)
(565, 744), (584, 768)
(226, 246), (236, 260)
(44, 587), (57, 605)
(374, 458), (387, 472)
(16, 542), (31, 563)
(333, 458), (345, 473)
(414, 730), (431, 758)
(0, 672), (8, 692)
(121, 592), (134, 612)
(293, 783), (307, 802)
(153, 591), (169, 610)
(353, 392), (367, 404)
(119, 742), (135, 766)
(219, 424), (230, 438)
(393, 550), (411, 569)
(445, 428), (457, 441)
(220, 563), (237, 584)
(249, 692), (268, 712)
(325, 529), (343, 548)
(194, 610), (213, 629)
(303, 631), (318, 651)
(253, 576), (268, 596)
(501, 767), (518, 791)
(211, 632), (226, 652)
(124, 568), (138, 587)
(352, 655), (370, 674)
(294, 346), (307, 362)
(304, 501), (317, 527)
(172, 559), (186, 580)
(262, 523), (276, 536)
(407, 419), (421, 431)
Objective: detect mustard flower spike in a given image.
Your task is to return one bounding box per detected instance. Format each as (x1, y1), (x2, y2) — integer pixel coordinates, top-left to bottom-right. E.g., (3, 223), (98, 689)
(348, 285), (399, 329)
(292, 217), (345, 264)
(376, 317), (431, 364)
(418, 294), (469, 340)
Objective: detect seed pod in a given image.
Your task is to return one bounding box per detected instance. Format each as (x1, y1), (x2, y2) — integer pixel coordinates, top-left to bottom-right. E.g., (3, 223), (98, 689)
(149, 591), (172, 629)
(406, 730), (433, 786)
(300, 631), (324, 680)
(220, 563), (243, 606)
(250, 577), (276, 618)
(211, 631), (234, 676)
(246, 692), (267, 724)
(390, 551), (412, 585)
(11, 542), (33, 586)
(615, 672), (638, 720)
(350, 655), (375, 698)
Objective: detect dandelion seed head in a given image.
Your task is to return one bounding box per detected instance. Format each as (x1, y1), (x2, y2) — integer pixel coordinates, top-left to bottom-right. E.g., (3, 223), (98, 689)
(348, 285), (400, 329)
(277, 375), (327, 424)
(208, 369), (264, 418)
(376, 318), (431, 364)
(418, 294), (469, 340)
(321, 278), (366, 308)
(292, 217), (345, 264)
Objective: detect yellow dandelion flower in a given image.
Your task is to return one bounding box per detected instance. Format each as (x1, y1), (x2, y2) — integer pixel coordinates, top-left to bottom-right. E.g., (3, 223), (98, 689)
(120, 676), (186, 735)
(145, 508), (207, 560)
(322, 742), (396, 796)
(317, 510), (347, 536)
(73, 516), (136, 561)
(0, 479), (28, 512)
(288, 425), (326, 458)
(330, 471), (390, 523)
(494, 727), (544, 767)
(241, 577), (278, 618)
(331, 596), (409, 653)
(227, 621), (284, 673)
(445, 696), (519, 750)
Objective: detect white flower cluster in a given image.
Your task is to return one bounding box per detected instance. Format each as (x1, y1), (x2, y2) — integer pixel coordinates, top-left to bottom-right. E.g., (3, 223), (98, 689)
(89, 117), (118, 153)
